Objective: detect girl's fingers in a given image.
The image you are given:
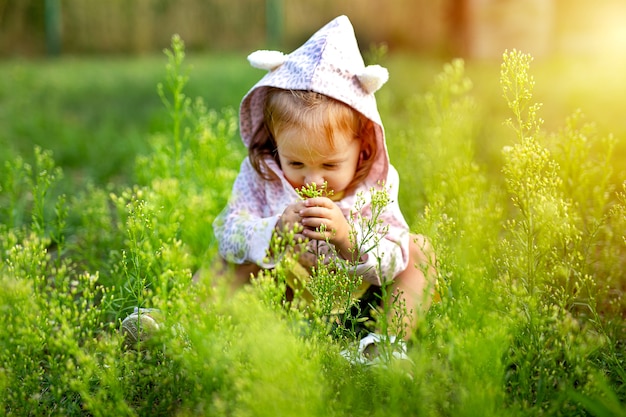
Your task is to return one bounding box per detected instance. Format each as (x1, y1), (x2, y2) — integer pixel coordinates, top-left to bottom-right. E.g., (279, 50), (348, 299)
(300, 207), (328, 220)
(300, 210), (328, 224)
(303, 197), (333, 208)
(302, 223), (334, 239)
(301, 216), (328, 230)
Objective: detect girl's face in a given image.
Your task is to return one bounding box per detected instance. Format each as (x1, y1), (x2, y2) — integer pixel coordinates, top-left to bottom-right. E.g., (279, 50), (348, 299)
(275, 125), (361, 197)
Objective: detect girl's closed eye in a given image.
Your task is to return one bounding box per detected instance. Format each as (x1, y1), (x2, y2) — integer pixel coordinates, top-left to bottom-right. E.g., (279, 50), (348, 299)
(288, 161), (304, 168)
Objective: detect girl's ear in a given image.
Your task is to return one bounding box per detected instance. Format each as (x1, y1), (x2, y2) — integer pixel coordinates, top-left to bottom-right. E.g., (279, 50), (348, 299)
(357, 65), (389, 94)
(247, 50), (286, 71)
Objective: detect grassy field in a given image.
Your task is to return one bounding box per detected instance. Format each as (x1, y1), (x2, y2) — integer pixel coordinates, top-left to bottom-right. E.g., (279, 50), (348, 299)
(0, 38), (624, 416)
(2, 48), (624, 205)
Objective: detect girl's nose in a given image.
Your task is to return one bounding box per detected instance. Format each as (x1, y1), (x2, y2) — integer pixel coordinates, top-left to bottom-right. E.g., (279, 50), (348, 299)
(304, 173), (324, 187)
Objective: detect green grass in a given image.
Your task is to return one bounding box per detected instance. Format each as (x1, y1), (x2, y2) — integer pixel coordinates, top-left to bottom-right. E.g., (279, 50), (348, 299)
(0, 37), (624, 416)
(0, 52), (258, 186)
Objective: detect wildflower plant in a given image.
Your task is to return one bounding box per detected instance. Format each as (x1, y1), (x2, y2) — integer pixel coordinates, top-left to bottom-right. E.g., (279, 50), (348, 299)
(135, 34), (242, 267)
(296, 181), (362, 321)
(295, 181), (334, 200)
(309, 185), (393, 339)
(394, 56), (514, 416)
(499, 49), (624, 414)
(0, 153), (117, 414)
(255, 180), (407, 346)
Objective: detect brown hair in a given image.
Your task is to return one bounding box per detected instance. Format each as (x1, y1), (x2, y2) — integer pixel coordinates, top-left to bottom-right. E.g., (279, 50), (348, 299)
(248, 88), (376, 193)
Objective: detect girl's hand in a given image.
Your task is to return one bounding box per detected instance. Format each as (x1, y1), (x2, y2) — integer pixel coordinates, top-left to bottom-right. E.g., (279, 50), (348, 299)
(276, 201), (306, 234)
(299, 197), (355, 260)
(276, 201), (310, 249)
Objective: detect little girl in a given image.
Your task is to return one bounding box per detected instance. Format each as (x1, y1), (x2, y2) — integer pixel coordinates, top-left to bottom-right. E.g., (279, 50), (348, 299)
(213, 16), (436, 350)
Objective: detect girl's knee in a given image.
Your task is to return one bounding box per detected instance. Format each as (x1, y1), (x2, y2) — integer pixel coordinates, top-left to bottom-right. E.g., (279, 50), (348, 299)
(408, 233), (440, 303)
(409, 233), (436, 267)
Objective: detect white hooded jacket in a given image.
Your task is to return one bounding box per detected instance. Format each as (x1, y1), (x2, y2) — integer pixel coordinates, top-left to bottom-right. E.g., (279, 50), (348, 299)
(213, 15), (409, 285)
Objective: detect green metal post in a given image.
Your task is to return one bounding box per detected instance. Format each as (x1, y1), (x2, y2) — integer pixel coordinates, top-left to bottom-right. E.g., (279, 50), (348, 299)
(266, 0), (283, 48)
(45, 0), (62, 56)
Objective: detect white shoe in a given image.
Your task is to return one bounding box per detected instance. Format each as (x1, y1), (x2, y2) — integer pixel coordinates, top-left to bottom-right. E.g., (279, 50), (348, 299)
(340, 333), (412, 366)
(120, 307), (162, 349)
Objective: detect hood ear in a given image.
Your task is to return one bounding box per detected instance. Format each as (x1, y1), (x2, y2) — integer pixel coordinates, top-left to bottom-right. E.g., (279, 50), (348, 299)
(247, 50), (286, 71)
(357, 65), (389, 94)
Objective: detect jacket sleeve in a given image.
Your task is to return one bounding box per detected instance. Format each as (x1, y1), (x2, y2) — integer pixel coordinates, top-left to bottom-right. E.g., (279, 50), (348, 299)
(213, 158), (279, 266)
(352, 166), (410, 286)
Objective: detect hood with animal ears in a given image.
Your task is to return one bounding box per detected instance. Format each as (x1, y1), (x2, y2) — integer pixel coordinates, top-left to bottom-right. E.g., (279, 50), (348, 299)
(239, 15), (390, 186)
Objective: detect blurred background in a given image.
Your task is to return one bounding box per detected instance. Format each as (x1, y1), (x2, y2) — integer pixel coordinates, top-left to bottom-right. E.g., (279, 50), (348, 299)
(2, 0), (626, 59)
(1, 0), (625, 187)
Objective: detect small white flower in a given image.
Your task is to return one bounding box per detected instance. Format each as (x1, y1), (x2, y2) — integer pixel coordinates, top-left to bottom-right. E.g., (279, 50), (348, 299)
(247, 50), (286, 71)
